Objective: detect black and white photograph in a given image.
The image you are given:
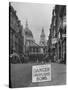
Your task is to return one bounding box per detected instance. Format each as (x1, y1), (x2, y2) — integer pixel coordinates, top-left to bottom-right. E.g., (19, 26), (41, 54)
(9, 2), (66, 88)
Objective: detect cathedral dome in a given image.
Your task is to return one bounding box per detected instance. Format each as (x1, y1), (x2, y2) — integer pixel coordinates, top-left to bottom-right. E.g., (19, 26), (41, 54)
(24, 28), (33, 38)
(39, 27), (47, 46)
(24, 20), (33, 38)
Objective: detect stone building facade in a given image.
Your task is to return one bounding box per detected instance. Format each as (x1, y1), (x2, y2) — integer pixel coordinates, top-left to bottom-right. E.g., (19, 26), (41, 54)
(48, 5), (66, 64)
(9, 3), (24, 63)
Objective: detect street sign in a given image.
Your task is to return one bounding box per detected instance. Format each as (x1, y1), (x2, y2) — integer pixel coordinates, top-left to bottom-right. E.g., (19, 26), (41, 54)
(32, 64), (51, 82)
(62, 34), (66, 38)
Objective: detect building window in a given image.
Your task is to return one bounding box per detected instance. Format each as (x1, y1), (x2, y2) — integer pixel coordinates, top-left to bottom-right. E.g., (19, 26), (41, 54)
(63, 16), (66, 29)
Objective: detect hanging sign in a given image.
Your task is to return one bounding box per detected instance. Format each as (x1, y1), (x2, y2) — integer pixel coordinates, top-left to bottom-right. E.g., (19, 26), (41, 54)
(52, 38), (57, 44)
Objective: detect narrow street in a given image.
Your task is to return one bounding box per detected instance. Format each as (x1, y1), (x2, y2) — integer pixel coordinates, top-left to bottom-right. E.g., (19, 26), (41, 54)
(9, 3), (66, 88)
(11, 63), (66, 88)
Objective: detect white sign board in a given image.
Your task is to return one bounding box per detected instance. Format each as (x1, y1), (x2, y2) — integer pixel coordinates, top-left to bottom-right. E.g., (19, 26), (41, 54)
(62, 34), (66, 38)
(32, 64), (51, 82)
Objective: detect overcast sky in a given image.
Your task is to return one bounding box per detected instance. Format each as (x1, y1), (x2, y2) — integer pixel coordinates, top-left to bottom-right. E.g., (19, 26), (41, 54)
(11, 2), (55, 44)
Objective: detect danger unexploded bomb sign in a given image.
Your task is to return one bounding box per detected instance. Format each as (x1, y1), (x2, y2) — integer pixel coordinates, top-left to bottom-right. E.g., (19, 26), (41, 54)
(32, 64), (51, 82)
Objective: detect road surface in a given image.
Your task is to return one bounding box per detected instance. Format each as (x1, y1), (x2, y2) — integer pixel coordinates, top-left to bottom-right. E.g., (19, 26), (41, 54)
(10, 63), (66, 88)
